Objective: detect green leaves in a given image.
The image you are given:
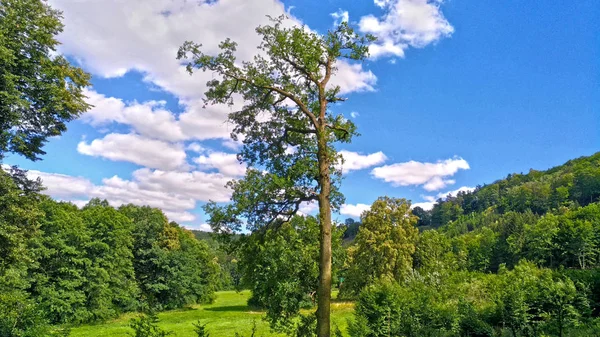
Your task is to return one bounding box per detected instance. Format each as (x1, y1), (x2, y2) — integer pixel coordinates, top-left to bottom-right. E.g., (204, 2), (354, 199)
(179, 15), (370, 232)
(237, 216), (344, 332)
(0, 0), (90, 161)
(343, 197), (419, 296)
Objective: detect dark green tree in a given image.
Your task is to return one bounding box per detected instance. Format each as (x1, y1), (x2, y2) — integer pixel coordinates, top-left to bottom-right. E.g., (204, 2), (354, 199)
(178, 16), (374, 336)
(0, 0), (90, 161)
(238, 215), (344, 331)
(30, 200), (92, 324)
(0, 169), (51, 336)
(81, 199), (139, 320)
(119, 205), (219, 309)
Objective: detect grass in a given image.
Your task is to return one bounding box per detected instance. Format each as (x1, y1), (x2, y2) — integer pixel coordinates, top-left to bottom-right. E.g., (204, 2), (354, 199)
(69, 290), (355, 337)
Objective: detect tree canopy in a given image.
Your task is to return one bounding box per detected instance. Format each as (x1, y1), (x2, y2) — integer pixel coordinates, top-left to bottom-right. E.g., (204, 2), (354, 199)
(179, 15), (374, 336)
(0, 0), (90, 161)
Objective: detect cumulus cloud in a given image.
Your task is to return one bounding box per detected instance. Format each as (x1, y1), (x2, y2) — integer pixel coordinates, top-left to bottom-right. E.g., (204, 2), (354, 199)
(340, 203), (371, 218)
(131, 168), (232, 203)
(25, 167), (233, 223)
(77, 133), (188, 171)
(50, 0), (377, 99)
(27, 170), (95, 199)
(82, 90), (235, 142)
(371, 157), (469, 191)
(329, 61), (377, 94)
(299, 201), (319, 216)
(350, 111), (360, 118)
(339, 150), (387, 173)
(186, 142), (206, 153)
(359, 0), (454, 59)
(331, 9), (349, 26)
(194, 152), (246, 177)
(193, 223), (213, 232)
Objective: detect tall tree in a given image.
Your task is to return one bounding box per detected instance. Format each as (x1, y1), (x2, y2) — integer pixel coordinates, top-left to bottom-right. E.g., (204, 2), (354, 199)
(0, 0), (90, 161)
(178, 16), (373, 336)
(343, 197), (419, 296)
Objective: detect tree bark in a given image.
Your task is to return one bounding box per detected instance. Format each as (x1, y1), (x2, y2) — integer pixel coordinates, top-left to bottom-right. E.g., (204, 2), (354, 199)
(316, 129), (332, 337)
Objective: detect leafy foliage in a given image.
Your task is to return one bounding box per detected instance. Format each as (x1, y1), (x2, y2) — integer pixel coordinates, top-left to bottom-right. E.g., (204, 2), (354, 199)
(342, 197), (419, 296)
(178, 14), (375, 335)
(129, 312), (173, 337)
(0, 169), (219, 331)
(345, 152), (600, 337)
(238, 216), (344, 331)
(0, 0), (90, 161)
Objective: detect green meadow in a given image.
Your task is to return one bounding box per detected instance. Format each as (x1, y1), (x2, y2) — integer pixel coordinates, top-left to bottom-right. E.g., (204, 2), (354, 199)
(70, 291), (354, 337)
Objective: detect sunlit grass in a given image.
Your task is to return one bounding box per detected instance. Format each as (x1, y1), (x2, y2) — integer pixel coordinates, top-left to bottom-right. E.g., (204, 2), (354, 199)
(69, 290), (354, 337)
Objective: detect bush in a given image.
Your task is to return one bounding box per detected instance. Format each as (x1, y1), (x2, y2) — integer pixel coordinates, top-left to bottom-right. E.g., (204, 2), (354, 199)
(349, 280), (456, 337)
(129, 313), (173, 337)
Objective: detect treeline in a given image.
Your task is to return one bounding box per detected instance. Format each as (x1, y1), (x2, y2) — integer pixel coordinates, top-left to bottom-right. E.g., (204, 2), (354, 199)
(421, 152), (600, 228)
(0, 168), (219, 336)
(219, 153), (600, 336)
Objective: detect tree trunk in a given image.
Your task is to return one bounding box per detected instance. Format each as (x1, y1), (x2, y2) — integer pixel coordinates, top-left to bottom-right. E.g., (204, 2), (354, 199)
(316, 129), (332, 337)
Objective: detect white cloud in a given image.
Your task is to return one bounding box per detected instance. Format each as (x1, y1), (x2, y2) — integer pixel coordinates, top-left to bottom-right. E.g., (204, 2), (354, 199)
(25, 167), (234, 223)
(50, 0), (377, 98)
(186, 142), (206, 153)
(77, 133), (187, 171)
(359, 0), (454, 59)
(82, 89), (186, 142)
(371, 157), (469, 191)
(131, 168), (232, 203)
(340, 203), (371, 218)
(339, 150), (387, 173)
(194, 152), (246, 177)
(83, 89), (235, 142)
(27, 170), (95, 199)
(436, 186), (475, 199)
(411, 201), (435, 211)
(350, 111), (360, 118)
(221, 139), (243, 151)
(193, 223), (213, 232)
(331, 9), (349, 26)
(298, 201), (319, 216)
(329, 61), (377, 94)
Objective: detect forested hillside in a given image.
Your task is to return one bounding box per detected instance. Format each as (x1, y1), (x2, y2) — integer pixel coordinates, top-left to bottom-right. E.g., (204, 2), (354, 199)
(424, 152), (600, 228)
(339, 152), (600, 337)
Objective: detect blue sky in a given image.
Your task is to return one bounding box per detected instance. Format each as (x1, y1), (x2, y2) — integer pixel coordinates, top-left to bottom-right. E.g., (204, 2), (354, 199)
(7, 0), (599, 230)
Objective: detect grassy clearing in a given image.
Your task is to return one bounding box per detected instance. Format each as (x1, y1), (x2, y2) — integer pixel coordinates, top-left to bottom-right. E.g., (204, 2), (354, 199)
(69, 290), (354, 337)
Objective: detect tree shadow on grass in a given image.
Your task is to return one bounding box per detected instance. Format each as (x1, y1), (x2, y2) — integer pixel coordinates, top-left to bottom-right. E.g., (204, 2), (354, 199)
(204, 305), (251, 312)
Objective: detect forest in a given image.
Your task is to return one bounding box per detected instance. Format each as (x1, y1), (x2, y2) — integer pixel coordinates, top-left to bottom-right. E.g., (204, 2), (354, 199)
(3, 150), (600, 337)
(191, 153), (600, 337)
(1, 0), (599, 336)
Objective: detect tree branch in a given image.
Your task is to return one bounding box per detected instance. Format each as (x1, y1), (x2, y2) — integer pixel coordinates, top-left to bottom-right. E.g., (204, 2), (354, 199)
(225, 72), (319, 128)
(326, 124), (350, 138)
(326, 97), (346, 103)
(280, 53), (319, 86)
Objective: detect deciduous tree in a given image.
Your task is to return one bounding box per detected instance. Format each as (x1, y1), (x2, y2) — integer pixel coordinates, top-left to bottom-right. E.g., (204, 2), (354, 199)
(344, 197), (419, 295)
(0, 0), (90, 161)
(178, 16), (374, 336)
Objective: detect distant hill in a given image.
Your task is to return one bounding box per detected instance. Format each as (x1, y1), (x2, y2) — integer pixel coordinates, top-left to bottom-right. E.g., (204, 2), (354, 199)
(425, 151), (600, 228)
(340, 152), (600, 241)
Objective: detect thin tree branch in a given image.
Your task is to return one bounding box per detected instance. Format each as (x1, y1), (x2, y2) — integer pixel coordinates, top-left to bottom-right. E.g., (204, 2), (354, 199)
(326, 124), (350, 138)
(225, 72), (319, 128)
